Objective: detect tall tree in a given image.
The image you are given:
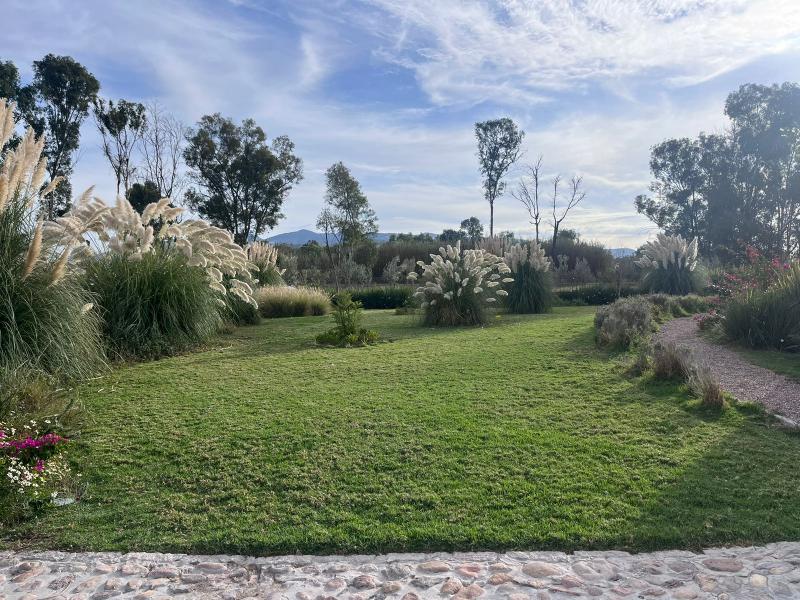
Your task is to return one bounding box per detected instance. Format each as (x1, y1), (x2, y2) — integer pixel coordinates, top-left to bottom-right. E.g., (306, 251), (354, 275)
(141, 101), (186, 200)
(317, 162), (377, 290)
(0, 60), (19, 102)
(513, 156), (544, 242)
(634, 138), (706, 249)
(636, 82), (800, 260)
(183, 114), (303, 245)
(94, 98), (146, 196)
(18, 54), (100, 218)
(460, 216), (484, 244)
(475, 118), (524, 237)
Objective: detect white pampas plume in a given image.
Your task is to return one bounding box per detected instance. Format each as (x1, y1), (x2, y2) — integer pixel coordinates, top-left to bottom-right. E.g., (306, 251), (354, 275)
(22, 220), (43, 279)
(41, 176), (64, 198)
(81, 303), (94, 314)
(50, 245), (73, 285)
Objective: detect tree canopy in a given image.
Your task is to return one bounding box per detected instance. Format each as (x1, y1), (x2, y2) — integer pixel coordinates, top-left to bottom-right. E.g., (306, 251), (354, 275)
(636, 82), (800, 260)
(183, 114), (302, 245)
(475, 118), (524, 237)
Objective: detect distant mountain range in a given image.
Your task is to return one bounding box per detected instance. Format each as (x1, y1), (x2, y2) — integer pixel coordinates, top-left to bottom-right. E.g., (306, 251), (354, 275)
(266, 229), (637, 259)
(609, 248), (636, 258)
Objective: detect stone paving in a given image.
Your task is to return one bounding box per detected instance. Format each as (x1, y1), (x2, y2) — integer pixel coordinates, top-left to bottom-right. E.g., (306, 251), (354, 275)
(2, 542), (800, 599)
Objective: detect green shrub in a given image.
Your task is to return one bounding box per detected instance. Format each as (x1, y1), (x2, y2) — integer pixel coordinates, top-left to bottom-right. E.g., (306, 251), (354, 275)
(650, 341), (685, 379)
(594, 296), (654, 348)
(256, 286), (331, 318)
(222, 293), (261, 327)
(347, 286), (413, 309)
(315, 293), (379, 346)
(85, 252), (222, 360)
(556, 284), (638, 306)
(722, 264), (800, 351)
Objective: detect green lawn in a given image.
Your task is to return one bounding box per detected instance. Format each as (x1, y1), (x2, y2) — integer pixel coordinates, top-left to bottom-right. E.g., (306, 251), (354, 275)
(733, 347), (800, 381)
(6, 307), (800, 555)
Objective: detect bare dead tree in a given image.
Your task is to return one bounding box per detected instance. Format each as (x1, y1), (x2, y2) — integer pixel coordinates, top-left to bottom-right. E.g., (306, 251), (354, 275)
(141, 101), (186, 200)
(512, 156), (544, 243)
(550, 175), (586, 264)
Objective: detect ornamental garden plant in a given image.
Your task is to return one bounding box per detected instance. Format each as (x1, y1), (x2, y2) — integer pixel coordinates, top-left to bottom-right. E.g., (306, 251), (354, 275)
(408, 241), (512, 326)
(636, 233), (704, 295)
(503, 242), (553, 313)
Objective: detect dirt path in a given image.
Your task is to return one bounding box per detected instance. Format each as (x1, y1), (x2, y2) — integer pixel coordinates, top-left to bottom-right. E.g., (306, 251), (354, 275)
(656, 318), (800, 424)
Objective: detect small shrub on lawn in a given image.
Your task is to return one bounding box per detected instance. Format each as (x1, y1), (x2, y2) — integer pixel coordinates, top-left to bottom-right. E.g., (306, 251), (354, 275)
(647, 342), (725, 408)
(348, 286), (413, 309)
(409, 241), (511, 326)
(0, 100), (103, 380)
(503, 242), (554, 314)
(637, 234), (704, 295)
(85, 252), (222, 359)
(256, 286), (331, 318)
(722, 263), (800, 351)
(315, 293), (379, 347)
(594, 297), (654, 348)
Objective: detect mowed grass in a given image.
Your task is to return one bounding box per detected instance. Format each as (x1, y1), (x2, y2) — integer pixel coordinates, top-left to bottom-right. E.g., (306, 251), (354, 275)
(733, 347), (800, 381)
(6, 307), (800, 555)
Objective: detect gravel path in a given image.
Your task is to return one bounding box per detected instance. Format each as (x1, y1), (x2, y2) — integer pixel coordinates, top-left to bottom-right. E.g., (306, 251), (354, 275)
(3, 543), (800, 599)
(656, 318), (800, 423)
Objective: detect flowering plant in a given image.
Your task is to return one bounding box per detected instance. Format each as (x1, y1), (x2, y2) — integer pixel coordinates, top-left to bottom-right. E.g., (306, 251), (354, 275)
(408, 241), (512, 326)
(0, 414), (72, 503)
(247, 241), (285, 286)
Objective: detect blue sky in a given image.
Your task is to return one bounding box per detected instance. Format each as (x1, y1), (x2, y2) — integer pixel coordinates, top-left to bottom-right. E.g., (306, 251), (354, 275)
(5, 0), (800, 247)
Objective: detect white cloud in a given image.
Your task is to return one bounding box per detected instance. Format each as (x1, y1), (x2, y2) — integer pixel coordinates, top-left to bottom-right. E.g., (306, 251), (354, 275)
(364, 0), (800, 106)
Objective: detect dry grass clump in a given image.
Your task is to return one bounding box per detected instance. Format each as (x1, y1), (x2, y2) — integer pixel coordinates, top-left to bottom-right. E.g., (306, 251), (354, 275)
(248, 241), (285, 286)
(647, 341), (725, 408)
(256, 286), (331, 318)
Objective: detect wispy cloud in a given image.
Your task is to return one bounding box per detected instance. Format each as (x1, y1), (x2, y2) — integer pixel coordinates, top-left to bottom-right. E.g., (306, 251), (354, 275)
(3, 0), (798, 248)
(363, 0), (800, 106)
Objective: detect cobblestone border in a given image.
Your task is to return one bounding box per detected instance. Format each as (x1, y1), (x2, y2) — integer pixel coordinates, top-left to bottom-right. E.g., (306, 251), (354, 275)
(2, 542), (799, 599)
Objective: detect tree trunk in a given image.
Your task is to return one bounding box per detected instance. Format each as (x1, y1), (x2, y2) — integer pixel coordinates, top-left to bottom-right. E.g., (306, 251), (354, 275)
(489, 200), (494, 238)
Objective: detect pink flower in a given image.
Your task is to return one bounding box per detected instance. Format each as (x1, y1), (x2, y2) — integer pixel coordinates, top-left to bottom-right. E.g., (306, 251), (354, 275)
(34, 459), (45, 473)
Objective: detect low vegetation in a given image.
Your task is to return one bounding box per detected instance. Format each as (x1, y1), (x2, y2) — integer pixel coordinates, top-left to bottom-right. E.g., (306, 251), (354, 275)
(347, 286), (413, 309)
(255, 286), (331, 318)
(315, 293), (379, 347)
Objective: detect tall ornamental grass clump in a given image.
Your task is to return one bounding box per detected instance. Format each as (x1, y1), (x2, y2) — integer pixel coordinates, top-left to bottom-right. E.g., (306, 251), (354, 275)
(84, 253), (221, 359)
(255, 286), (331, 318)
(408, 241), (512, 326)
(503, 242), (553, 313)
(0, 100), (103, 380)
(636, 234), (703, 295)
(43, 195), (258, 360)
(723, 263), (800, 351)
(248, 241), (285, 286)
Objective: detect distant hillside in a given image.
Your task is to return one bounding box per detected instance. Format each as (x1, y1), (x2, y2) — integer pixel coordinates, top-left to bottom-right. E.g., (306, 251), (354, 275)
(610, 248), (636, 258)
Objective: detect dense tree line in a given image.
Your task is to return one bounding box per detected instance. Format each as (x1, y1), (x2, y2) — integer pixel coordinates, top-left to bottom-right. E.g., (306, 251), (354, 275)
(636, 82), (800, 261)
